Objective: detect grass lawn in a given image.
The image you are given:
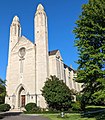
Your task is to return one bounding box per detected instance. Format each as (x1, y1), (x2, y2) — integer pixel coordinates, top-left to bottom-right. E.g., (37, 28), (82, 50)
(86, 105), (105, 112)
(43, 113), (96, 120)
(42, 106), (105, 120)
(25, 105), (105, 120)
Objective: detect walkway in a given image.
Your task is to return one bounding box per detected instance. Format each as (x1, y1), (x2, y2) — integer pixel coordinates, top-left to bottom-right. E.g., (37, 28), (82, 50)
(0, 112), (49, 120)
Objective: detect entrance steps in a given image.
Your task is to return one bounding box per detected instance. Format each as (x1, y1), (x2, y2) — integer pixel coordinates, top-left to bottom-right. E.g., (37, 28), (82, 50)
(9, 107), (25, 112)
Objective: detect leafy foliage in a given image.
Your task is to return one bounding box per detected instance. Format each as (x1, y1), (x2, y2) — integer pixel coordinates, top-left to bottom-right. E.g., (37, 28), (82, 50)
(73, 0), (105, 109)
(25, 102), (41, 113)
(0, 78), (6, 104)
(0, 104), (11, 112)
(71, 102), (81, 111)
(42, 75), (73, 111)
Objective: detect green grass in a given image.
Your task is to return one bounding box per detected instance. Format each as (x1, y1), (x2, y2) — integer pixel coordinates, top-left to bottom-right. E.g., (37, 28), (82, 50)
(25, 105), (105, 120)
(42, 106), (105, 120)
(43, 113), (96, 120)
(85, 105), (105, 112)
(86, 105), (105, 108)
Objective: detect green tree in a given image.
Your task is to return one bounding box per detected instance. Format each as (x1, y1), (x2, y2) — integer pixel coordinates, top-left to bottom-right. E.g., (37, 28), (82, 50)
(73, 0), (105, 110)
(42, 75), (73, 111)
(0, 78), (6, 104)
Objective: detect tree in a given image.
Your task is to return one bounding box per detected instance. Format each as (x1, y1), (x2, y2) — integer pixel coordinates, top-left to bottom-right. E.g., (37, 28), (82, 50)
(0, 78), (6, 104)
(42, 75), (73, 111)
(73, 0), (105, 110)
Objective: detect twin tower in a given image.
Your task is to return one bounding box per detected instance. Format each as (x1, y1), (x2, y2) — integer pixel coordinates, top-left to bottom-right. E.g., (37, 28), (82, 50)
(6, 4), (49, 108)
(5, 3), (81, 109)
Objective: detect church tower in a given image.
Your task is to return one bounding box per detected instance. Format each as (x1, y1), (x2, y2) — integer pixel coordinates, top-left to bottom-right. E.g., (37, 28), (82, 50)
(35, 4), (49, 108)
(9, 16), (21, 54)
(5, 3), (81, 110)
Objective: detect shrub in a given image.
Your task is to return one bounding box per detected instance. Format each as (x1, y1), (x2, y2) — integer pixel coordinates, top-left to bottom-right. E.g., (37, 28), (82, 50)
(48, 107), (60, 113)
(42, 75), (73, 111)
(0, 104), (11, 112)
(71, 102), (81, 111)
(25, 103), (41, 113)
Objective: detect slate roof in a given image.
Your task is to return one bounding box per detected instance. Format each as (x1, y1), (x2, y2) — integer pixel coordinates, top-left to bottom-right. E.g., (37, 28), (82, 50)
(64, 64), (76, 72)
(49, 49), (58, 56)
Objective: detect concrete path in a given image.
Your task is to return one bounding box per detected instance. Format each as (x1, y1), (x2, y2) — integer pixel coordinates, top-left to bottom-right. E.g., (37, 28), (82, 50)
(0, 114), (50, 120)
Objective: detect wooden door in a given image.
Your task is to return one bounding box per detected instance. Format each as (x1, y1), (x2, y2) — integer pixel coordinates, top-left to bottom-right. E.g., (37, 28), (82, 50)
(21, 95), (25, 107)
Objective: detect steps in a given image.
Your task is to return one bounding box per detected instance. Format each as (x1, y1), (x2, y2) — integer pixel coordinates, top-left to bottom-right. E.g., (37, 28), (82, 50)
(9, 107), (25, 112)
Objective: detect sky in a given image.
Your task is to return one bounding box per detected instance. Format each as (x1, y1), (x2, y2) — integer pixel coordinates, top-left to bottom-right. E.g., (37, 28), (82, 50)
(0, 0), (88, 80)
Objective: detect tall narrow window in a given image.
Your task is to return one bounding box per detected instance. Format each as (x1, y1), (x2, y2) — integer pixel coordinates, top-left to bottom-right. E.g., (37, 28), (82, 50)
(14, 25), (16, 35)
(18, 47), (26, 73)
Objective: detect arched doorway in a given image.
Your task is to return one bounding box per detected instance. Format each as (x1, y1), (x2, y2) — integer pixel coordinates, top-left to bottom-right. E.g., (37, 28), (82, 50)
(18, 87), (26, 107)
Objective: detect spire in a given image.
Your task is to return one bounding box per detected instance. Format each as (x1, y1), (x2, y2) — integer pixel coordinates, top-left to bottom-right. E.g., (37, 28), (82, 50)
(13, 16), (19, 22)
(37, 4), (44, 11)
(9, 15), (21, 52)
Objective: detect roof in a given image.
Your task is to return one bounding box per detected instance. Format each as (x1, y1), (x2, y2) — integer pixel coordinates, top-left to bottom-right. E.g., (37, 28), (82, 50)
(49, 50), (58, 56)
(64, 64), (76, 72)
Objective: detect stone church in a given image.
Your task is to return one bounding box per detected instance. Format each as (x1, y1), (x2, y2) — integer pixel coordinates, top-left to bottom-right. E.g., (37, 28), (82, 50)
(5, 4), (81, 109)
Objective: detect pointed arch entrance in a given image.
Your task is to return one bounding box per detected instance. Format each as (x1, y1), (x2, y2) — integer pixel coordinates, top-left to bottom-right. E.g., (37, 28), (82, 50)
(15, 84), (27, 108)
(19, 87), (26, 107)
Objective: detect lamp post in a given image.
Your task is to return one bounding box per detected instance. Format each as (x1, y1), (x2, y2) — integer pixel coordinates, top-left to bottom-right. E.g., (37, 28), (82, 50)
(61, 111), (65, 118)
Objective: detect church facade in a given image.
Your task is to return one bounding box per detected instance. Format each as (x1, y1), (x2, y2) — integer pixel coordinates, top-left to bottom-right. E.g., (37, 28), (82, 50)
(5, 4), (81, 109)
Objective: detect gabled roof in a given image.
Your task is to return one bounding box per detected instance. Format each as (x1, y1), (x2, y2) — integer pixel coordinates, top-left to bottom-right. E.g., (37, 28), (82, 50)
(64, 64), (76, 72)
(49, 49), (58, 56)
(11, 36), (34, 53)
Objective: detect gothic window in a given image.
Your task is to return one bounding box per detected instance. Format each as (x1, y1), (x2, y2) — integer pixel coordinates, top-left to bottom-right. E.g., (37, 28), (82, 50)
(64, 69), (66, 79)
(18, 27), (20, 36)
(19, 47), (26, 74)
(12, 24), (16, 35)
(56, 58), (60, 78)
(14, 25), (16, 35)
(31, 96), (33, 99)
(69, 71), (70, 76)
